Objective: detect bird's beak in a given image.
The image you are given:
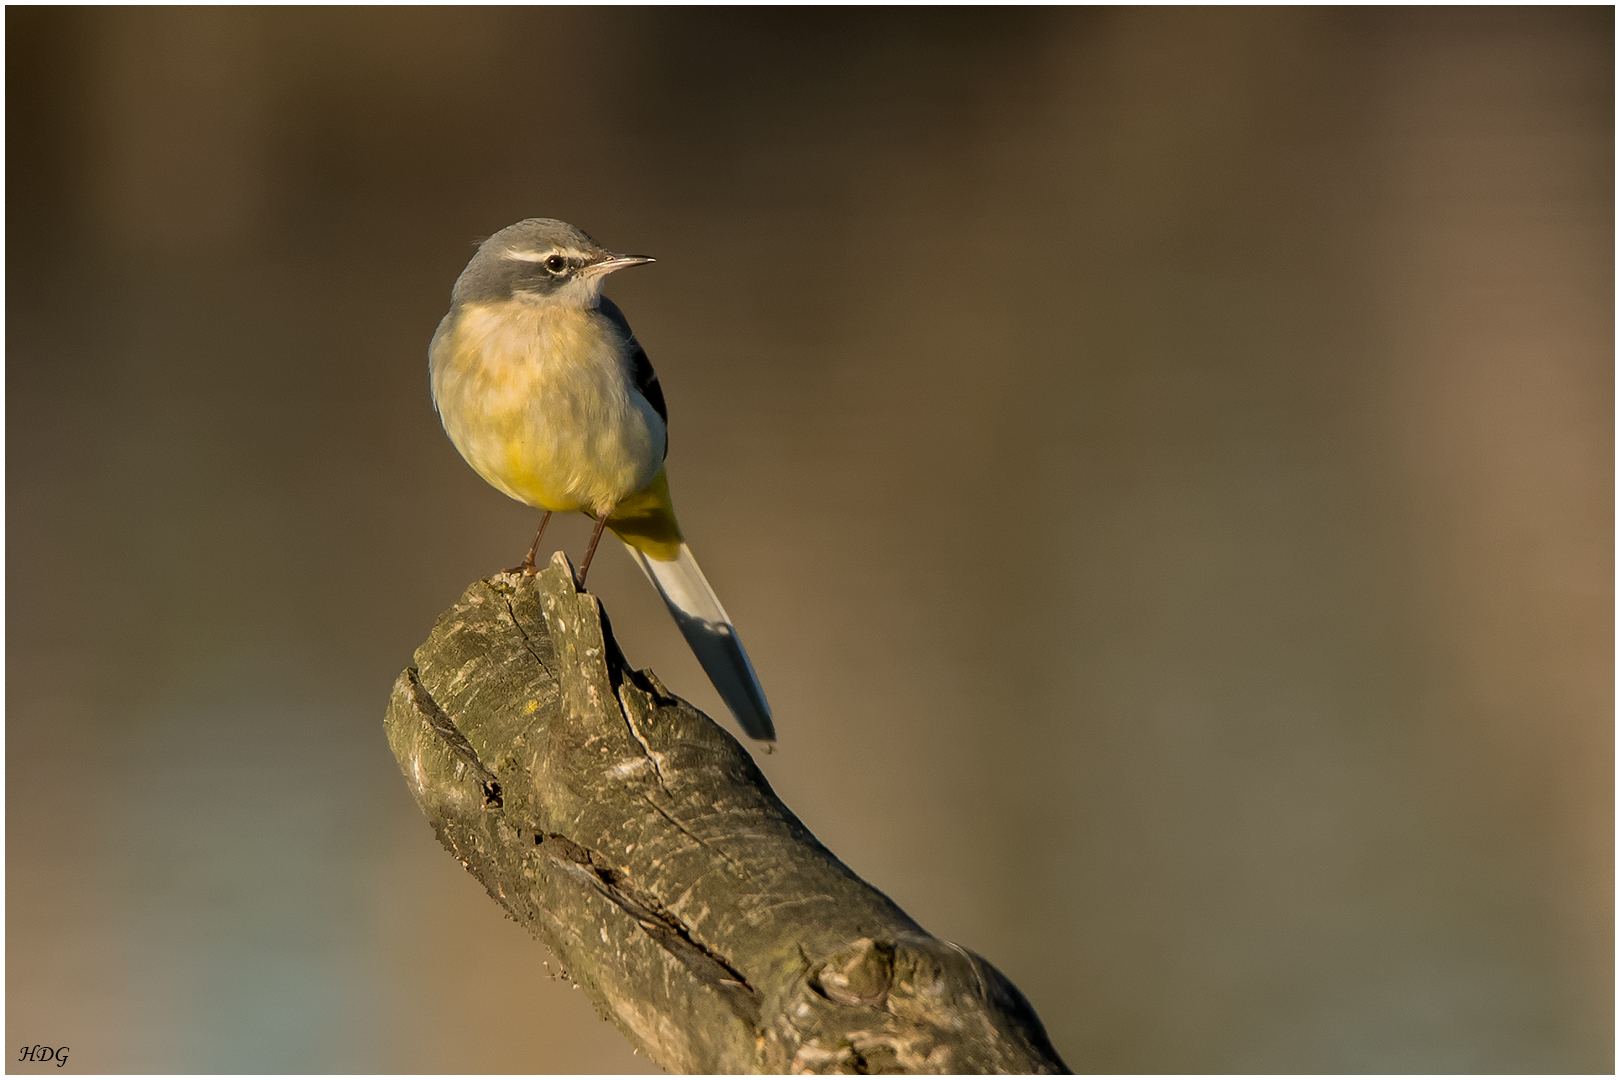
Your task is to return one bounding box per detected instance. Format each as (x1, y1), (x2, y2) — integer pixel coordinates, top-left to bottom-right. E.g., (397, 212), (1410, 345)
(583, 253), (655, 279)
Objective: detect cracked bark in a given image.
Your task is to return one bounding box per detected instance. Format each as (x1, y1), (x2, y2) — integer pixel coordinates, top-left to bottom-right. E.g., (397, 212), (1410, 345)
(384, 554), (1069, 1074)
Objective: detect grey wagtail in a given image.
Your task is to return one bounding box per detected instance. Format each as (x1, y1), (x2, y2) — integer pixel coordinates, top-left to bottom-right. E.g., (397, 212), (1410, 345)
(429, 218), (775, 742)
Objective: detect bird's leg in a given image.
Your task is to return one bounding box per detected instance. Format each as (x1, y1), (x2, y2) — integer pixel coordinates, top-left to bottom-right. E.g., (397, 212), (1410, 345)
(576, 513), (610, 588)
(506, 511), (552, 575)
(525, 512), (553, 568)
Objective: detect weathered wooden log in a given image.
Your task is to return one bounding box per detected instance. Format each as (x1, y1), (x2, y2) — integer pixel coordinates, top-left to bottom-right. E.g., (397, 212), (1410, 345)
(384, 554), (1069, 1074)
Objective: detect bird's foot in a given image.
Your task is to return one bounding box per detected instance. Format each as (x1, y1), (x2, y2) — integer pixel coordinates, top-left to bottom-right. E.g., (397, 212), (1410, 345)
(502, 557), (541, 576)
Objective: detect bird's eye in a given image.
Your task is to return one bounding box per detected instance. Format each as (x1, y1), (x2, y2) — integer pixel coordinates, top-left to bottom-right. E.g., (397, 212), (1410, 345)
(544, 255), (568, 274)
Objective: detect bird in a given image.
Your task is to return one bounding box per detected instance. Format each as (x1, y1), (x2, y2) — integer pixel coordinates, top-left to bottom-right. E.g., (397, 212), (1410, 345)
(428, 218), (774, 742)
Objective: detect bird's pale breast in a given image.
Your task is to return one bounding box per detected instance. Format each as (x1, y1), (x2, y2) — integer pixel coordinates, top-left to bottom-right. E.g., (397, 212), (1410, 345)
(430, 300), (665, 516)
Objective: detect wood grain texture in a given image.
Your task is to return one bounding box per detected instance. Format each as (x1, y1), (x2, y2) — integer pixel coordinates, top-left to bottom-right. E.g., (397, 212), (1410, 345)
(384, 554), (1069, 1074)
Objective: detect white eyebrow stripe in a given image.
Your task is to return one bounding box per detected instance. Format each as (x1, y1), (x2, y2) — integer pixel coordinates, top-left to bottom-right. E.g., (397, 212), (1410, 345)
(503, 248), (590, 263)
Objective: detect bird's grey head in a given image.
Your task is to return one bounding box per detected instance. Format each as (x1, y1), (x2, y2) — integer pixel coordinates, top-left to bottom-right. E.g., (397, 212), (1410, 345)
(451, 218), (653, 308)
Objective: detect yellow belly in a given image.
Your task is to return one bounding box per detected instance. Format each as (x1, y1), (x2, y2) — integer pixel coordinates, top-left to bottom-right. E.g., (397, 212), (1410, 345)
(430, 300), (666, 518)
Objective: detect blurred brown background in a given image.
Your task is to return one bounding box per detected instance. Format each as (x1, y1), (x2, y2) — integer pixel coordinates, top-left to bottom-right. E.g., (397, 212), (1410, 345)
(6, 7), (1612, 1073)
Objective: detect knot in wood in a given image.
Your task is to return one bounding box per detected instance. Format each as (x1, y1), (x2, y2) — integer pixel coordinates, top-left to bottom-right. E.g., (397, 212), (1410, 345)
(812, 938), (896, 1010)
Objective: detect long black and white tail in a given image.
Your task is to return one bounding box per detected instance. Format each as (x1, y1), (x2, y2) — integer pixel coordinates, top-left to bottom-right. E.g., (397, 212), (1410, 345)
(624, 542), (775, 742)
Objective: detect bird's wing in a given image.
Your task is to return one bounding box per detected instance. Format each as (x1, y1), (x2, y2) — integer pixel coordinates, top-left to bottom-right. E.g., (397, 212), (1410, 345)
(630, 342), (667, 431)
(599, 297), (668, 458)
